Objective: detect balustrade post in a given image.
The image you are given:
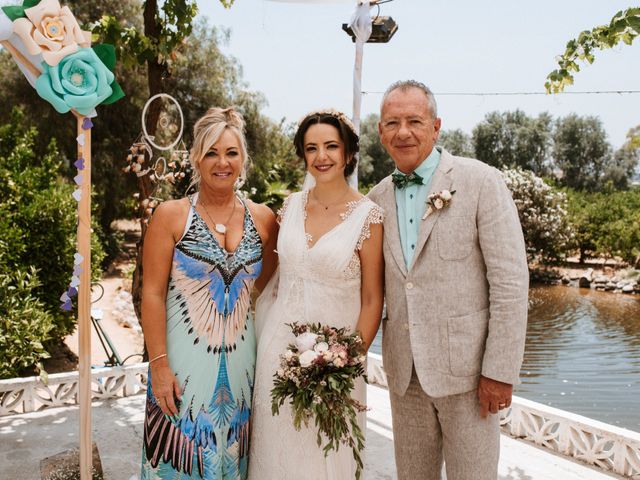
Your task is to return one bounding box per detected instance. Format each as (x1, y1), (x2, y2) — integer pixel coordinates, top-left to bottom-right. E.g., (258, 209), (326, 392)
(611, 440), (627, 475)
(24, 383), (35, 413)
(510, 404), (523, 437)
(557, 420), (570, 455)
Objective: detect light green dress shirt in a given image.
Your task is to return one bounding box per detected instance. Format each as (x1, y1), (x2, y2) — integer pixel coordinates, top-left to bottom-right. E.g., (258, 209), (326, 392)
(394, 147), (441, 267)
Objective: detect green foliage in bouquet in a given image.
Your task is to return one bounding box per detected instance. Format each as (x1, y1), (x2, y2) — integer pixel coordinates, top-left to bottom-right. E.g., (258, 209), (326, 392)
(271, 322), (368, 479)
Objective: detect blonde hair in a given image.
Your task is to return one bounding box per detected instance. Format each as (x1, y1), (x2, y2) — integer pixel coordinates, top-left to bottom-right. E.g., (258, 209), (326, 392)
(189, 107), (250, 191)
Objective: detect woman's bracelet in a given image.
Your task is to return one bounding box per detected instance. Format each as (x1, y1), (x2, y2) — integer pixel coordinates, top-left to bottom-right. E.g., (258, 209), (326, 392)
(149, 353), (167, 364)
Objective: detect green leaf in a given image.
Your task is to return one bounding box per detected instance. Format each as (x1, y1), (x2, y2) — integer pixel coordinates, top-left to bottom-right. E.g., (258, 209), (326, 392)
(1, 5), (26, 21)
(22, 0), (41, 8)
(102, 80), (125, 105)
(628, 16), (640, 33)
(92, 44), (117, 72)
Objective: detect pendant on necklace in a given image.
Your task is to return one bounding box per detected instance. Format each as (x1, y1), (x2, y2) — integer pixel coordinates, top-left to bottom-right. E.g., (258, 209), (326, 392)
(214, 224), (226, 234)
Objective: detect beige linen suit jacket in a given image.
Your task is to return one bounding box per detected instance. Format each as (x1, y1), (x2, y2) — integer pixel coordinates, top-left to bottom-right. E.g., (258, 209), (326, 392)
(368, 148), (529, 398)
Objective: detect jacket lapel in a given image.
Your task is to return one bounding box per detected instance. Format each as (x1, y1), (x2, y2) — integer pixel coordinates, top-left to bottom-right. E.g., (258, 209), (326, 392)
(408, 150), (454, 272)
(379, 177), (408, 277)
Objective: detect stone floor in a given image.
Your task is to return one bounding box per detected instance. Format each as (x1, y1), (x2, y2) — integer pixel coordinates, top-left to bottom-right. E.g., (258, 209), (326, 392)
(0, 385), (621, 480)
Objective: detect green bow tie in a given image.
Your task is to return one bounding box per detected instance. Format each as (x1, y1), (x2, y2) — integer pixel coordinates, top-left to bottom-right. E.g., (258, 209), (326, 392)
(392, 171), (424, 189)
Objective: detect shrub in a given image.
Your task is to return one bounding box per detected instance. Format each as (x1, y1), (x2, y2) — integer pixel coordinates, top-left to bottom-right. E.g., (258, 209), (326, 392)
(0, 268), (55, 379)
(0, 108), (105, 344)
(566, 188), (640, 264)
(502, 168), (574, 262)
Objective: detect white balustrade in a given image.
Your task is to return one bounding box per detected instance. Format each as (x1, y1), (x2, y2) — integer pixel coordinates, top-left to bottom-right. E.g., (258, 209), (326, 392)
(367, 352), (640, 478)
(0, 363), (148, 415)
(1, 356), (638, 477)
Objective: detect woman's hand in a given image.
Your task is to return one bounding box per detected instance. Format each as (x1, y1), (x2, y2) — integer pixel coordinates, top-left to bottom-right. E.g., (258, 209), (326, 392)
(150, 360), (182, 418)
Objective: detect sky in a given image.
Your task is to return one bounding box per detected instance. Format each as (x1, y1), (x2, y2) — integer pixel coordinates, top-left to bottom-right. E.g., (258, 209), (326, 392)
(198, 1), (640, 149)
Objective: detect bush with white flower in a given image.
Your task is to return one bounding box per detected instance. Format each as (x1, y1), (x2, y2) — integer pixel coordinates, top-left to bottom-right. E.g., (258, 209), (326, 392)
(502, 167), (574, 262)
(271, 322), (367, 479)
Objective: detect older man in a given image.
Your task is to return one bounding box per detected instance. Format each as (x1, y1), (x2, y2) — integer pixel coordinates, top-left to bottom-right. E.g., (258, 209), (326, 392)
(368, 80), (529, 480)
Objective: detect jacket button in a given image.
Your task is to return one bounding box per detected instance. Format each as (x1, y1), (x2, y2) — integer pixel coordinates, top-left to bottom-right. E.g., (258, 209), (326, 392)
(406, 282), (414, 290)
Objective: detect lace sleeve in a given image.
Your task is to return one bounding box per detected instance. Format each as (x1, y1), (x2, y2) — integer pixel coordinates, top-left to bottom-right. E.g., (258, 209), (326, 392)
(276, 195), (292, 224)
(356, 203), (384, 251)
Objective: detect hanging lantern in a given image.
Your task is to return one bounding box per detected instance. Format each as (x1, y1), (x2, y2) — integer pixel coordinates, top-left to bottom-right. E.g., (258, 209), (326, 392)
(343, 15), (397, 43)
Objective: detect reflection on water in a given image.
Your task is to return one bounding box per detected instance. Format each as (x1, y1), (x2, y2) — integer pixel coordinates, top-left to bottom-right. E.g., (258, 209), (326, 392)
(370, 285), (640, 430)
(519, 285), (640, 430)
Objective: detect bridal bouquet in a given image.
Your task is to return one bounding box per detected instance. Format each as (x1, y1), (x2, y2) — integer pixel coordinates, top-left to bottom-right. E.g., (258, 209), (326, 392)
(271, 322), (368, 479)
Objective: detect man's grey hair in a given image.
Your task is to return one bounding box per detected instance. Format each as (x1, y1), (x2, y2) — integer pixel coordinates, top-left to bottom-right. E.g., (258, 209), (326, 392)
(381, 80), (438, 119)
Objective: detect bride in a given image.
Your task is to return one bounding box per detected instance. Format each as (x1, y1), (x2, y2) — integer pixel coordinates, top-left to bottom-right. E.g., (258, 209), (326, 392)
(248, 109), (384, 479)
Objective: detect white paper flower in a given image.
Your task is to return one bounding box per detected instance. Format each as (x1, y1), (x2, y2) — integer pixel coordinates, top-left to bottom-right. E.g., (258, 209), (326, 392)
(295, 332), (318, 353)
(314, 341), (329, 353)
(299, 349), (319, 367)
(440, 190), (452, 201)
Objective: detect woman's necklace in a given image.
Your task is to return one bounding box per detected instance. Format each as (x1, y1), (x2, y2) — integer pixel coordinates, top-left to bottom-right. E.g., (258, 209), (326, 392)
(199, 196), (237, 235)
(311, 187), (351, 211)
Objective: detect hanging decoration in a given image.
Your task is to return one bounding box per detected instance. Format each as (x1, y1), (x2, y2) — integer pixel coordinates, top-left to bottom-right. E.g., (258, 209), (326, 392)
(122, 93), (188, 226)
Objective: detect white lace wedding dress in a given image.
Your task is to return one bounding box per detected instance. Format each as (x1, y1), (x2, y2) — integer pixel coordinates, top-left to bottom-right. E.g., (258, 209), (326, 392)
(248, 190), (383, 480)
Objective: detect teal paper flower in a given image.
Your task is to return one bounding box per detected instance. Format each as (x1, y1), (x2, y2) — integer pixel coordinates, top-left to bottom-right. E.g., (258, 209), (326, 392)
(35, 44), (124, 115)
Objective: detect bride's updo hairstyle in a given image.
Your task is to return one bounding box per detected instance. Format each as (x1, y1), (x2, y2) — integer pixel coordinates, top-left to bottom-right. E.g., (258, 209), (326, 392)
(293, 109), (360, 178)
(189, 107), (250, 190)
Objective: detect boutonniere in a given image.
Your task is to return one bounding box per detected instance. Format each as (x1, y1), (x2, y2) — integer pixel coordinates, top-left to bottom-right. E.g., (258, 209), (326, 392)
(422, 189), (456, 220)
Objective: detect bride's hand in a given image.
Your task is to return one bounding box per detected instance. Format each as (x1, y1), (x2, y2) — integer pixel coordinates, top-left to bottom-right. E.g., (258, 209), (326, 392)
(150, 359), (182, 418)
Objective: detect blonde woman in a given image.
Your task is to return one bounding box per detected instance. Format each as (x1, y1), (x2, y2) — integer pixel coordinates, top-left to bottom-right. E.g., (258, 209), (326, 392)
(140, 107), (278, 479)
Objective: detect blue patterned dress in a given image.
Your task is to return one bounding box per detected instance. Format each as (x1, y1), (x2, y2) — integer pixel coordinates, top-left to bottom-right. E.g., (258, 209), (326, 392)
(141, 194), (262, 479)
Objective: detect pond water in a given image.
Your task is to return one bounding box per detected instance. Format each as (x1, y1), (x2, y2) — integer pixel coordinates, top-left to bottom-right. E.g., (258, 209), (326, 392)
(370, 285), (640, 431)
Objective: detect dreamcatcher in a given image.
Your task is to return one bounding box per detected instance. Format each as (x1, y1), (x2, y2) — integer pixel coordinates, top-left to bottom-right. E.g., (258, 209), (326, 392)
(122, 93), (191, 226)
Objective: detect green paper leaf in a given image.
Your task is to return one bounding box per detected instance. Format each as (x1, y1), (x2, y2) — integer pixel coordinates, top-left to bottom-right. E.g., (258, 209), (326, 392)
(101, 80), (124, 105)
(1, 5), (26, 21)
(92, 44), (117, 72)
(22, 0), (41, 8)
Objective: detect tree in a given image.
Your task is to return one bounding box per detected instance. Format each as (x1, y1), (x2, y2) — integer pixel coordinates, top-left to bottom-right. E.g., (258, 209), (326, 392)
(357, 114), (394, 189)
(553, 114), (611, 190)
(546, 8), (640, 92)
(602, 146), (639, 190)
(566, 188), (640, 265)
(92, 0), (234, 113)
(472, 110), (553, 175)
(437, 129), (474, 157)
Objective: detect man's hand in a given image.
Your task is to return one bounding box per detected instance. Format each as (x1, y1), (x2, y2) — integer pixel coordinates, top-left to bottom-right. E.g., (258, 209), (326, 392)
(477, 375), (512, 418)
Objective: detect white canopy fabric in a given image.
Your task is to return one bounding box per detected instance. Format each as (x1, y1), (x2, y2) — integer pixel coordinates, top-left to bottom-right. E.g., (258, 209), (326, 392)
(348, 0), (372, 135)
(346, 1), (372, 188)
